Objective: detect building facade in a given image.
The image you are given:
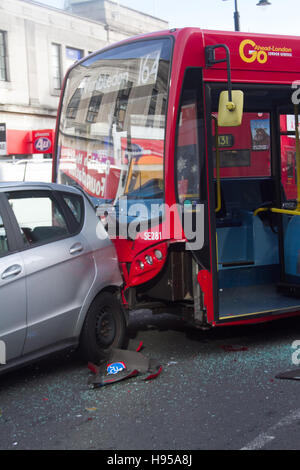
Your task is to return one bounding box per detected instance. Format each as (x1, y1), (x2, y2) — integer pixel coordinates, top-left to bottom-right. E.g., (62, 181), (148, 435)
(66, 0), (167, 39)
(0, 0), (168, 159)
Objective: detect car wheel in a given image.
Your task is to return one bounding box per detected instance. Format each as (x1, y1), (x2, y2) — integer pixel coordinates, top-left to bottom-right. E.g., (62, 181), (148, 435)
(80, 291), (128, 363)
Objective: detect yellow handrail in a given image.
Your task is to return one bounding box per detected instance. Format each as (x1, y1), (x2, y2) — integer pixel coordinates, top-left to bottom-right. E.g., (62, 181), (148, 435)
(270, 207), (300, 216)
(212, 116), (221, 213)
(254, 207), (300, 217)
(253, 207), (268, 217)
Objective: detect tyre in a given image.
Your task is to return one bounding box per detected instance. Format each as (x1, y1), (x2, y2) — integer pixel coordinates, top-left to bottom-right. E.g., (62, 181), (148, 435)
(79, 291), (128, 363)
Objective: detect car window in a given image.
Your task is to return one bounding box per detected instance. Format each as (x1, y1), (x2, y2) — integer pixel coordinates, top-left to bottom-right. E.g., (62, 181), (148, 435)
(0, 213), (9, 256)
(6, 191), (69, 246)
(63, 193), (83, 229)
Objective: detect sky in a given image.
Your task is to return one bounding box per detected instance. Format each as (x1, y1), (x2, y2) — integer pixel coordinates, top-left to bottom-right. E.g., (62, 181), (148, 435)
(34, 0), (300, 36)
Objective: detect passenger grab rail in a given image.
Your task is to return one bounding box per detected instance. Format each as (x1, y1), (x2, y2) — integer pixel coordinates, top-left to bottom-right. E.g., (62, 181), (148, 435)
(212, 116), (222, 213)
(254, 207), (300, 217)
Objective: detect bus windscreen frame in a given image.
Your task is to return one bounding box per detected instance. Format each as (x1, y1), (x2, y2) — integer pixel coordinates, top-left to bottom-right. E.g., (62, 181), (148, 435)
(55, 37), (173, 218)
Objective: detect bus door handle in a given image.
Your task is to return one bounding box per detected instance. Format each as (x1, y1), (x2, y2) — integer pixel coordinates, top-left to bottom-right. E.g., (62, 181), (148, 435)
(69, 242), (84, 255)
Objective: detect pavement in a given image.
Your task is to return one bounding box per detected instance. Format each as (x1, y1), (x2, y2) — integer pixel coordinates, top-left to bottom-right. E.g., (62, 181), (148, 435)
(1, 309), (300, 450)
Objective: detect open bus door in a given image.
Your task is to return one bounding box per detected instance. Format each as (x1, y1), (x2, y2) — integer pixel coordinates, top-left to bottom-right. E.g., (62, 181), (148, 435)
(174, 64), (244, 326)
(277, 107), (300, 295)
(174, 48), (246, 327)
(204, 83), (300, 324)
(174, 68), (213, 326)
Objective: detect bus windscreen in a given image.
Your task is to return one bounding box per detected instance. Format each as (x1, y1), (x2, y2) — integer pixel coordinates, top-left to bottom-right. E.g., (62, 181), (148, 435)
(55, 38), (172, 209)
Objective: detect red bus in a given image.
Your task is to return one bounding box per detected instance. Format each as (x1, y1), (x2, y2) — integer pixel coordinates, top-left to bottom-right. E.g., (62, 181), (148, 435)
(53, 28), (300, 348)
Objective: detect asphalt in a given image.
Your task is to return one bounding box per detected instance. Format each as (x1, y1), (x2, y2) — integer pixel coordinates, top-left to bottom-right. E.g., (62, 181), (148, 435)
(1, 309), (300, 451)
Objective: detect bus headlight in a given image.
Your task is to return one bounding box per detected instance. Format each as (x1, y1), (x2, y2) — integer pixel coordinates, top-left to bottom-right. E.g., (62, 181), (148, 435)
(154, 249), (163, 260)
(139, 261), (145, 270)
(145, 255), (153, 265)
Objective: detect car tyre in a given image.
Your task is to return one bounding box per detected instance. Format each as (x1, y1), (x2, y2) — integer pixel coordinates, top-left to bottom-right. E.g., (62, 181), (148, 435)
(79, 291), (128, 363)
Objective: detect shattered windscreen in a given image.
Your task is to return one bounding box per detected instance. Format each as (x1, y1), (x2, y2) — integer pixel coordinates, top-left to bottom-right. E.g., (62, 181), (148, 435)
(56, 38), (172, 211)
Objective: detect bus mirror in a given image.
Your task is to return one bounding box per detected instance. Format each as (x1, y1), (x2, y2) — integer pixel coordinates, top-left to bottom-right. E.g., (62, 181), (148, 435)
(217, 90), (244, 127)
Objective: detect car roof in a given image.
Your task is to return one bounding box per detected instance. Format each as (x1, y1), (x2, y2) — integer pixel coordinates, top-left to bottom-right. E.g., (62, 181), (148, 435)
(0, 181), (81, 195)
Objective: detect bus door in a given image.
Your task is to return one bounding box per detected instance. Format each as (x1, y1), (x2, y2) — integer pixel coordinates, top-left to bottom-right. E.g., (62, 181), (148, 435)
(175, 68), (213, 325)
(278, 110), (300, 295)
(207, 85), (300, 323)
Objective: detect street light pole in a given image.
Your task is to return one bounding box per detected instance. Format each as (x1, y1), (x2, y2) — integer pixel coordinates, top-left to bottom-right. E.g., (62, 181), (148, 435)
(233, 0), (240, 31)
(223, 0), (271, 32)
(223, 0), (240, 31)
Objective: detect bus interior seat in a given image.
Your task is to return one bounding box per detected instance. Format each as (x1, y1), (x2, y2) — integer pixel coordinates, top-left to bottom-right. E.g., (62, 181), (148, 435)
(215, 183), (242, 228)
(216, 178), (281, 278)
(217, 177), (283, 216)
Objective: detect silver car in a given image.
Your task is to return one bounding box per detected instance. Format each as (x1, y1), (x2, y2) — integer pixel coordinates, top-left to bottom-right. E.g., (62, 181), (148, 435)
(0, 182), (127, 374)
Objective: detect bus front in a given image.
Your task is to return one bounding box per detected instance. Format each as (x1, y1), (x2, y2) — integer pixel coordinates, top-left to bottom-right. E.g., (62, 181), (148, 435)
(54, 31), (202, 319)
(54, 27), (300, 332)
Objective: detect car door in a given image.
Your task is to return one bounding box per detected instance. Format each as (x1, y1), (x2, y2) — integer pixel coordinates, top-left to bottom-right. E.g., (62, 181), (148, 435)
(3, 188), (95, 355)
(0, 195), (26, 363)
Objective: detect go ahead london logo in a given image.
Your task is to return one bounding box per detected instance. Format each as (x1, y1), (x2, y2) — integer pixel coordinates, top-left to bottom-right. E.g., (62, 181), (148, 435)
(239, 38), (293, 64)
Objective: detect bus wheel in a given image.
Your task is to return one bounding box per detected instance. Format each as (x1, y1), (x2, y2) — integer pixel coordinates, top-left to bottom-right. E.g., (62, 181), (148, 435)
(79, 291), (128, 363)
